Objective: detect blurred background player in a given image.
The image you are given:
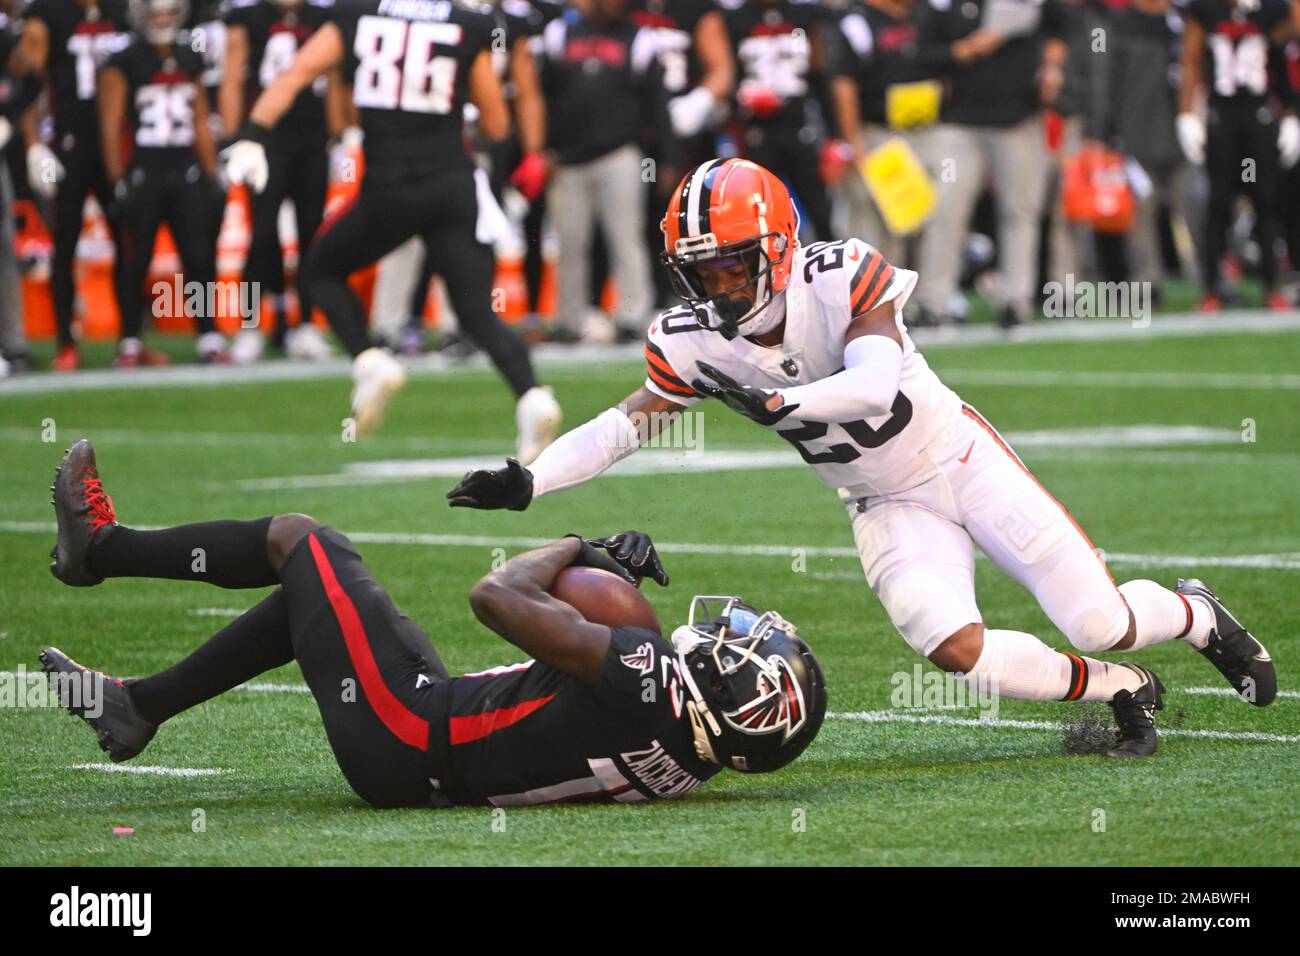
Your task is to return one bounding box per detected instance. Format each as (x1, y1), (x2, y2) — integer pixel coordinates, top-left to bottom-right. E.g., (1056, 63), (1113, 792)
(0, 0), (43, 376)
(720, 0), (839, 242)
(911, 0), (1065, 330)
(43, 440), (826, 806)
(99, 0), (230, 366)
(630, 0), (734, 311)
(221, 0), (337, 364)
(223, 0), (562, 460)
(1178, 0), (1299, 311)
(6, 0), (132, 371)
(535, 0), (676, 343)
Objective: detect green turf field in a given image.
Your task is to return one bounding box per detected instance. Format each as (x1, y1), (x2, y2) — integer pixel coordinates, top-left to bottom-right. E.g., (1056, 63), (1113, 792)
(1, 325), (1298, 865)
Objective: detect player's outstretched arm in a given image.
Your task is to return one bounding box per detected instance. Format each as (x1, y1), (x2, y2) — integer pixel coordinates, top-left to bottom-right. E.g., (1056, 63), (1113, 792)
(446, 387), (685, 510)
(468, 538), (613, 682)
(768, 299), (905, 423)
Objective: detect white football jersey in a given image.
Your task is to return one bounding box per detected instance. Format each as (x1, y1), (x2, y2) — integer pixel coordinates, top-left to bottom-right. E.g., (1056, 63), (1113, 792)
(643, 238), (966, 498)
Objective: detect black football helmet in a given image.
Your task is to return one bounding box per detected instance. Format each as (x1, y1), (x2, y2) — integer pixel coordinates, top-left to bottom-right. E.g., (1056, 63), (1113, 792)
(672, 596), (826, 773)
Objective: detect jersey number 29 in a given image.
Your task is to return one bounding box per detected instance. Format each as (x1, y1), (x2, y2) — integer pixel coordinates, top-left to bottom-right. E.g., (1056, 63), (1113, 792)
(353, 16), (461, 113)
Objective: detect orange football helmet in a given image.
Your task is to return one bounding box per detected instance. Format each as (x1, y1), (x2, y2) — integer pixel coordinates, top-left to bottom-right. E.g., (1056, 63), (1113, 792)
(660, 158), (799, 339)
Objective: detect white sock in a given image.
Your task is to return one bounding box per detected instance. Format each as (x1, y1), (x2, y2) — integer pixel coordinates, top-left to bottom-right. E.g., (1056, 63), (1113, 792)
(963, 629), (1144, 703)
(1118, 579), (1214, 650)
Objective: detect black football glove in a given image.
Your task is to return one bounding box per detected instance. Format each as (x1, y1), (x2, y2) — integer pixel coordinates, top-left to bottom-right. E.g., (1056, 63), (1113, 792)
(563, 534), (638, 586)
(692, 362), (798, 427)
(591, 530), (669, 587)
(446, 457), (534, 511)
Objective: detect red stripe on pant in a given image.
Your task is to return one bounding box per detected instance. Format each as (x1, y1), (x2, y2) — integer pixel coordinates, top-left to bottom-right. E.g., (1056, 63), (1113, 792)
(307, 532), (429, 751)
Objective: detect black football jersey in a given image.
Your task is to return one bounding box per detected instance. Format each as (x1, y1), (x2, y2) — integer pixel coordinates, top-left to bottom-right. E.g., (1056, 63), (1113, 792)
(1184, 0), (1290, 102)
(23, 0), (132, 134)
(832, 0), (940, 126)
(181, 0), (229, 101)
(720, 0), (832, 124)
(104, 39), (205, 164)
(227, 0), (331, 132)
(490, 0), (543, 82)
(629, 0), (717, 95)
(332, 0), (494, 178)
(439, 627), (721, 806)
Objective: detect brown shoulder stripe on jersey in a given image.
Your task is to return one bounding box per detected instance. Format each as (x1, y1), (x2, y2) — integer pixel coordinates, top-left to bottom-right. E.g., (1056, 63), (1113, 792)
(850, 252), (895, 317)
(644, 343), (697, 397)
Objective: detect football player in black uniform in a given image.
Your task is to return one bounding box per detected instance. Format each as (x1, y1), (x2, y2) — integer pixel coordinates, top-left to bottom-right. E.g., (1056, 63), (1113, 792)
(719, 0), (839, 240)
(1179, 0), (1299, 310)
(99, 0), (230, 365)
(220, 0), (336, 362)
(42, 440), (826, 808)
(224, 0), (559, 452)
(6, 0), (133, 370)
(629, 0), (734, 308)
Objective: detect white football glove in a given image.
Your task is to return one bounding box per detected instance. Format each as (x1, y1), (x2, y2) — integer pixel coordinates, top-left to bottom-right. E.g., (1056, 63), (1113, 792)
(669, 87), (717, 139)
(26, 142), (65, 200)
(1176, 112), (1205, 166)
(0, 117), (11, 151)
(221, 138), (269, 193)
(1278, 115), (1300, 169)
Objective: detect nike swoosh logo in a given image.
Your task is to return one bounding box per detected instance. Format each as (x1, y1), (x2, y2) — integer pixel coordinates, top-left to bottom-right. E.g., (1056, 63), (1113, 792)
(958, 440), (975, 464)
(848, 248), (861, 262)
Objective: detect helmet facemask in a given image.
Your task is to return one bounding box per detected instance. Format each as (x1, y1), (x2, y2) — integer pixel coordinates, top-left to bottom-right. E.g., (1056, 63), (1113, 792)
(672, 596), (812, 771)
(661, 232), (788, 340)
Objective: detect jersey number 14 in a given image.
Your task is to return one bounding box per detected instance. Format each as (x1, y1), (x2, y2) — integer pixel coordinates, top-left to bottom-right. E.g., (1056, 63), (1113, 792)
(353, 16), (462, 113)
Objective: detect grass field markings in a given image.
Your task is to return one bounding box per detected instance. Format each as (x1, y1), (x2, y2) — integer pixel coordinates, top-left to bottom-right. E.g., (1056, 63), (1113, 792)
(1, 522), (1297, 569)
(835, 710), (1300, 744)
(188, 608), (248, 618)
(69, 763), (228, 777)
(939, 369), (1300, 391)
(1184, 687), (1300, 700)
(2, 313), (1297, 396)
(0, 426), (509, 453)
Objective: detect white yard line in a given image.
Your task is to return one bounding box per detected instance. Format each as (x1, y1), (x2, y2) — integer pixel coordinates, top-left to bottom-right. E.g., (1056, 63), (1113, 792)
(1, 312), (1297, 396)
(2, 521), (1297, 569)
(69, 763), (227, 777)
(832, 710), (1300, 744)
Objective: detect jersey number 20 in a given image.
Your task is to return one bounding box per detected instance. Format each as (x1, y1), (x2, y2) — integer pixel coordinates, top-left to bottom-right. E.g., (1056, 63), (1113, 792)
(353, 16), (461, 113)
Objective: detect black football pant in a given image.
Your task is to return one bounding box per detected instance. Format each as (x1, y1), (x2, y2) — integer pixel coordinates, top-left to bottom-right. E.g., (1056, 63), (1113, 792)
(50, 136), (127, 347)
(743, 120), (833, 240)
(1204, 104), (1281, 294)
(245, 133), (328, 338)
(300, 166), (537, 396)
(117, 163), (219, 340)
(107, 519), (453, 808)
(278, 526), (453, 807)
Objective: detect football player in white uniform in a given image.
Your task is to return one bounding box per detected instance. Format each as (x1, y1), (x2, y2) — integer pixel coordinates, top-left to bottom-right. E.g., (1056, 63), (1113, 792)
(448, 157), (1277, 757)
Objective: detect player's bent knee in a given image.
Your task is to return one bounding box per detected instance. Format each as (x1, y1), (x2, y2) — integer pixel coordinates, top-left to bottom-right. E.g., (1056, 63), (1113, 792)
(928, 623), (985, 674)
(267, 513), (322, 572)
(1064, 601), (1131, 652)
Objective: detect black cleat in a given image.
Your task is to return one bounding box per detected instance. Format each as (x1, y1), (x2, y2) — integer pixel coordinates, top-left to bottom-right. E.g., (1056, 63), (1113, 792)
(1177, 578), (1276, 707)
(1107, 664), (1165, 758)
(49, 439), (117, 587)
(39, 647), (156, 762)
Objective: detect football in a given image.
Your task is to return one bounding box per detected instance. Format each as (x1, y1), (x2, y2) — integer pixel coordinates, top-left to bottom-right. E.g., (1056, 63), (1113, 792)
(548, 566), (662, 633)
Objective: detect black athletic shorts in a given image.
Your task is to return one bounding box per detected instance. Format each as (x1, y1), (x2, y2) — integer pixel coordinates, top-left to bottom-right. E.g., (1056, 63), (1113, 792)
(279, 526), (454, 808)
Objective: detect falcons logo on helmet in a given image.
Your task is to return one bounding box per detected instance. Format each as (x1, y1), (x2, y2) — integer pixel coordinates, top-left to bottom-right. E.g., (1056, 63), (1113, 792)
(721, 655), (807, 741)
